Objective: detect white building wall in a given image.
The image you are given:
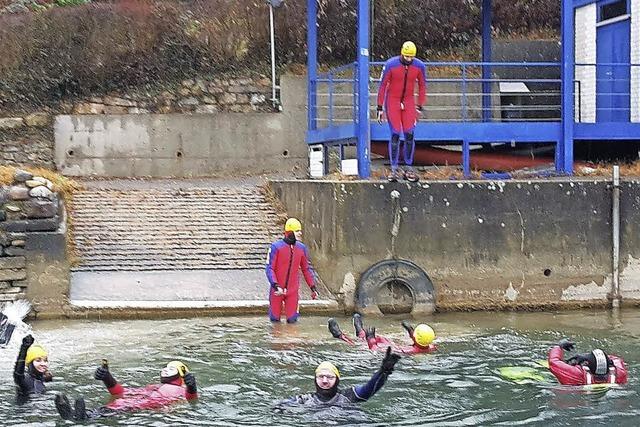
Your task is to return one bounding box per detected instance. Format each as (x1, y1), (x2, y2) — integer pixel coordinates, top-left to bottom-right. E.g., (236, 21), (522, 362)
(632, 0), (640, 121)
(575, 4), (597, 123)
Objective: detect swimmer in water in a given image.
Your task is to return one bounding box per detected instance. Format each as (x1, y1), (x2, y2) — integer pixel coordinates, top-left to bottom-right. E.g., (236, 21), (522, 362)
(329, 313), (437, 354)
(276, 346), (401, 408)
(55, 360), (198, 420)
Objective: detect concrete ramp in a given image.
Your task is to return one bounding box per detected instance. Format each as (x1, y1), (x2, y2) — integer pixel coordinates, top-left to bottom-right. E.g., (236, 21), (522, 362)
(68, 178), (337, 314)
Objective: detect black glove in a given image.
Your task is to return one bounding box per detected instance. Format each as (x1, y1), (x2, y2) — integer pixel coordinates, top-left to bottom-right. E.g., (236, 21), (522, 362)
(365, 326), (376, 341)
(21, 334), (34, 348)
(94, 365), (117, 389)
(558, 338), (575, 352)
(566, 354), (588, 366)
(380, 346), (401, 375)
(401, 321), (414, 335)
(184, 372), (197, 394)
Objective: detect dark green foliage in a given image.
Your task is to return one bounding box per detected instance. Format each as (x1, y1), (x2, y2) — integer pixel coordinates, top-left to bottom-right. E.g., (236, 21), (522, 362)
(0, 0), (560, 110)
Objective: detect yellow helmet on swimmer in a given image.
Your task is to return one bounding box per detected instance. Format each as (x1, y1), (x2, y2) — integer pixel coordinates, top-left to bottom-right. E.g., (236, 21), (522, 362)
(401, 41), (417, 57)
(161, 361), (189, 382)
(315, 361), (340, 379)
(25, 344), (48, 365)
(167, 360), (189, 377)
(284, 218), (302, 232)
(414, 324), (435, 347)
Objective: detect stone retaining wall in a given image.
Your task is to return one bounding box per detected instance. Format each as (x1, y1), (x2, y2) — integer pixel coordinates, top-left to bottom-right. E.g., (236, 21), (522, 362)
(0, 114), (54, 169)
(0, 169), (67, 315)
(0, 75), (277, 171)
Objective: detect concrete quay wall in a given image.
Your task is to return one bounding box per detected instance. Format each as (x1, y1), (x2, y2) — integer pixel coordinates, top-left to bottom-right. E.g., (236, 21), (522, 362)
(270, 178), (640, 311)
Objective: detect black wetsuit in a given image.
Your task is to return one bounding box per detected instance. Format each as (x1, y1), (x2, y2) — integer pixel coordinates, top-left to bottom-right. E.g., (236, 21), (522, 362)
(278, 370), (389, 407)
(13, 342), (46, 399)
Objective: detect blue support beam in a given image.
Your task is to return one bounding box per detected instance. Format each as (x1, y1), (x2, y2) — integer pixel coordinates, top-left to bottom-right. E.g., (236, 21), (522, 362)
(306, 0), (318, 134)
(356, 0), (371, 178)
(560, 0), (574, 174)
(482, 0), (492, 122)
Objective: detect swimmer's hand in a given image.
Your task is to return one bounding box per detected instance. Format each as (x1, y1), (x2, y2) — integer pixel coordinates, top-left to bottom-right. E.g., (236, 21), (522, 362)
(95, 364), (117, 388)
(21, 334), (34, 348)
(184, 372), (197, 394)
(380, 346), (401, 375)
(365, 327), (376, 341)
(558, 338), (575, 352)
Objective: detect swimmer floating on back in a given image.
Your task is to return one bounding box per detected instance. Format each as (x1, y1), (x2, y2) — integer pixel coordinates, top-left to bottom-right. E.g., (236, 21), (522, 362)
(55, 359), (198, 421)
(329, 313), (437, 354)
(548, 338), (628, 386)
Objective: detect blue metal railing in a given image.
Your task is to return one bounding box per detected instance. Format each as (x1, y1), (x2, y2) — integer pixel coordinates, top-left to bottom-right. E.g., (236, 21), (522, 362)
(310, 61), (566, 130)
(314, 62), (357, 129)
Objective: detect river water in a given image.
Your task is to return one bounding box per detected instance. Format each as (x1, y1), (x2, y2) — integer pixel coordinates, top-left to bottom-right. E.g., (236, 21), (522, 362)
(0, 310), (638, 426)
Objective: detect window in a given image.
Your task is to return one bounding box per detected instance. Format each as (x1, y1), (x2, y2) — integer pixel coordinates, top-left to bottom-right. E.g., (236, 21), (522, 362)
(599, 0), (627, 22)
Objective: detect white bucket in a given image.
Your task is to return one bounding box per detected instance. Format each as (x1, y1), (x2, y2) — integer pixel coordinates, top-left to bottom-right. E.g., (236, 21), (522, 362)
(341, 159), (358, 175)
(309, 145), (324, 178)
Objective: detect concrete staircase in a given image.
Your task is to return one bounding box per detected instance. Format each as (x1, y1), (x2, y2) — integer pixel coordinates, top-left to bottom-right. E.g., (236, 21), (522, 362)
(67, 178), (337, 314)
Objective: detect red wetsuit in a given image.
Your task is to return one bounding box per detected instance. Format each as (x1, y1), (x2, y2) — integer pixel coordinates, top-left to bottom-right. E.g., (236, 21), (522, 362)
(377, 56), (427, 135)
(265, 237), (316, 322)
(104, 379), (197, 411)
(359, 330), (437, 355)
(548, 346), (628, 386)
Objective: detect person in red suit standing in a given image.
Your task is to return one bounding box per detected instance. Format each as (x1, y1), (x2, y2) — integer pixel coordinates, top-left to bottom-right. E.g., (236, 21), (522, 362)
(266, 218), (318, 323)
(376, 41), (427, 182)
(548, 338), (628, 386)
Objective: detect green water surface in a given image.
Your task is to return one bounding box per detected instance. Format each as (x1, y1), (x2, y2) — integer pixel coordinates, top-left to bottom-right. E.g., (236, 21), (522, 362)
(0, 310), (638, 426)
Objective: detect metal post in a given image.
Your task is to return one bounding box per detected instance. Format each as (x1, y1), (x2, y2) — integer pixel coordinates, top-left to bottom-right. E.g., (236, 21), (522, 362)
(357, 0), (371, 178)
(307, 0), (318, 131)
(269, 3), (278, 109)
(612, 165), (621, 308)
(462, 64), (467, 121)
(481, 0), (492, 122)
(560, 0), (574, 174)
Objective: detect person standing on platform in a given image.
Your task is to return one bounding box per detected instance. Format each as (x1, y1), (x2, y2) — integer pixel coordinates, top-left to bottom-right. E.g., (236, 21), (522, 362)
(376, 41), (427, 182)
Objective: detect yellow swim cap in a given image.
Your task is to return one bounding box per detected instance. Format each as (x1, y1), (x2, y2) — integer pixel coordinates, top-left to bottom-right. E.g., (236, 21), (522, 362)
(284, 218), (302, 232)
(414, 324), (435, 347)
(401, 41), (417, 57)
(315, 361), (340, 379)
(25, 344), (48, 365)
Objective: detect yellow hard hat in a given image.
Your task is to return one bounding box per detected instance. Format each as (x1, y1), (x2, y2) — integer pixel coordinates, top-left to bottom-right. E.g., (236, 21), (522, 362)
(315, 361), (340, 379)
(401, 41), (417, 57)
(166, 361), (189, 377)
(25, 344), (48, 365)
(284, 218), (302, 232)
(414, 324), (435, 347)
